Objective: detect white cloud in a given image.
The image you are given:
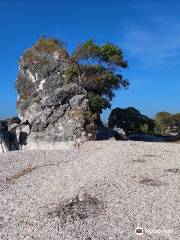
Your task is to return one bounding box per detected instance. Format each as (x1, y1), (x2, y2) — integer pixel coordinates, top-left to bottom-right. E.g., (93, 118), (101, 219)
(120, 2), (180, 68)
(121, 26), (180, 67)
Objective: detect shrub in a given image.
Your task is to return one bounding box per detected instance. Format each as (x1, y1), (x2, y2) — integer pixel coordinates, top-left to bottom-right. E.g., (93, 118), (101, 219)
(35, 36), (63, 53)
(108, 107), (155, 135)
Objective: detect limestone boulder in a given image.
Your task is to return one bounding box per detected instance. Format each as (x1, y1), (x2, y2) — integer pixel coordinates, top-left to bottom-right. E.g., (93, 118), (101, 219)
(15, 38), (96, 147)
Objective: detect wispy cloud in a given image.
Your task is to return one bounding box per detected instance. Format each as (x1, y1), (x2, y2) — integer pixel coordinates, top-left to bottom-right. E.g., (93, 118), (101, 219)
(122, 28), (180, 67)
(120, 1), (180, 68)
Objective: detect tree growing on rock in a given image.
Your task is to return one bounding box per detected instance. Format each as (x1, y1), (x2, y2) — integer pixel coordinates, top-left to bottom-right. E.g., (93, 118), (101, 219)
(16, 37), (129, 143)
(68, 40), (129, 121)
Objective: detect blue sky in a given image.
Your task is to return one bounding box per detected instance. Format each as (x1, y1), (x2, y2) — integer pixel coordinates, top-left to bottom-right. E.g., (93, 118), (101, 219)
(0, 0), (180, 121)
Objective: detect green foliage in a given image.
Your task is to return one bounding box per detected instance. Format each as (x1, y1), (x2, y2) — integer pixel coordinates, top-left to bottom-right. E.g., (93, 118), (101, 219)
(77, 65), (128, 99)
(173, 113), (180, 129)
(23, 36), (68, 65)
(154, 123), (163, 135)
(139, 124), (150, 134)
(35, 36), (64, 53)
(108, 107), (155, 135)
(155, 112), (173, 125)
(22, 37), (129, 115)
(71, 39), (128, 112)
(89, 93), (111, 113)
(99, 43), (128, 68)
(64, 62), (79, 85)
(72, 40), (100, 61)
(72, 40), (128, 68)
(155, 111), (180, 135)
(155, 111), (173, 134)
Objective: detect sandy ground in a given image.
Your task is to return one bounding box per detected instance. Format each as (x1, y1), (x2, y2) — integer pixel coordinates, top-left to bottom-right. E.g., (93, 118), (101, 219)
(0, 140), (180, 240)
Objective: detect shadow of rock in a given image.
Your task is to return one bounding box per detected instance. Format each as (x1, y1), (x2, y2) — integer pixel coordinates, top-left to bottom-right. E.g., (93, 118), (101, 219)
(0, 121), (11, 152)
(97, 126), (129, 141)
(0, 118), (31, 152)
(0, 118), (23, 152)
(129, 134), (180, 143)
(19, 131), (28, 146)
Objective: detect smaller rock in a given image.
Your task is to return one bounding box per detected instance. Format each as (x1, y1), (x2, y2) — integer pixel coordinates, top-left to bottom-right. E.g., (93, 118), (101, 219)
(0, 118), (22, 152)
(97, 125), (129, 141)
(113, 127), (126, 136)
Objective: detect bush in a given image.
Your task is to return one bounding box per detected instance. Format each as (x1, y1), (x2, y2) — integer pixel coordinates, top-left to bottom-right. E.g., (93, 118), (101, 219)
(89, 93), (110, 113)
(155, 111), (180, 135)
(108, 107), (155, 135)
(71, 39), (129, 114)
(35, 36), (63, 53)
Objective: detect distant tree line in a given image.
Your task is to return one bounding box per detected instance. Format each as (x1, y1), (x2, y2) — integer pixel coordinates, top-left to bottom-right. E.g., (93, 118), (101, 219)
(108, 108), (180, 136)
(155, 111), (180, 135)
(108, 107), (155, 135)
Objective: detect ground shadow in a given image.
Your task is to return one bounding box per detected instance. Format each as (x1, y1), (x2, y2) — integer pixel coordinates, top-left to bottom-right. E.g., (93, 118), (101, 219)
(129, 134), (180, 143)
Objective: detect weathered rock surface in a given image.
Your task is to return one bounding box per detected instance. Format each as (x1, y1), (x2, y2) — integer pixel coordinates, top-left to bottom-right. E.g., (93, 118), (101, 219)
(0, 117), (32, 153)
(1, 38), (129, 153)
(15, 38), (96, 147)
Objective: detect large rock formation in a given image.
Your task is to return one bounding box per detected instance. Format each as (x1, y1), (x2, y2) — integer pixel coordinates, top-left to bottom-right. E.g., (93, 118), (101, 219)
(15, 37), (96, 148)
(1, 38), (127, 153)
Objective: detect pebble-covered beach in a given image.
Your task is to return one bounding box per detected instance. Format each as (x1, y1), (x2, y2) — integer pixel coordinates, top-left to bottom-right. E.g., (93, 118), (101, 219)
(0, 141), (180, 239)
